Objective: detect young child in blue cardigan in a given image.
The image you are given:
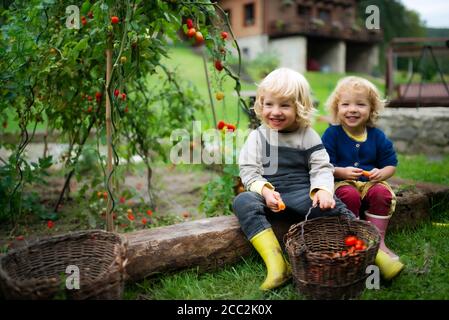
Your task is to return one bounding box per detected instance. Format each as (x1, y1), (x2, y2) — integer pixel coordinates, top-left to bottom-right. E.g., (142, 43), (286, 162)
(322, 76), (404, 280)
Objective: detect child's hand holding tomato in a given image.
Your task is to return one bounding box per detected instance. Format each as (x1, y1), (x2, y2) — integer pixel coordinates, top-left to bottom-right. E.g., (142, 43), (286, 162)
(262, 187), (284, 212)
(341, 167), (363, 180)
(313, 189), (336, 210)
(365, 168), (384, 181)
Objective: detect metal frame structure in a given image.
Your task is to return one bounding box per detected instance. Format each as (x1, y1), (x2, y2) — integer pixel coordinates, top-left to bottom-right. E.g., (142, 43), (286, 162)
(386, 37), (449, 107)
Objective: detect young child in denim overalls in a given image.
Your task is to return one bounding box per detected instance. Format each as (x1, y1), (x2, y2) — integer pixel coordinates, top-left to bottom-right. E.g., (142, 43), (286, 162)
(233, 68), (355, 291)
(322, 76), (404, 280)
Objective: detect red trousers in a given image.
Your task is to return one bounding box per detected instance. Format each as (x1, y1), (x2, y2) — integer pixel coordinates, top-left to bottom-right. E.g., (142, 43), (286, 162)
(335, 183), (393, 218)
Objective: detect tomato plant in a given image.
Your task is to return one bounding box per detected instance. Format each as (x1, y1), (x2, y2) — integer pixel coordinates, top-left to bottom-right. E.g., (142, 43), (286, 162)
(0, 0), (247, 230)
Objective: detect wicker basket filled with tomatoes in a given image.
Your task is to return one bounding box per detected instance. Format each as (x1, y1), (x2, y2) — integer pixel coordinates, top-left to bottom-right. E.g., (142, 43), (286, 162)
(284, 215), (380, 300)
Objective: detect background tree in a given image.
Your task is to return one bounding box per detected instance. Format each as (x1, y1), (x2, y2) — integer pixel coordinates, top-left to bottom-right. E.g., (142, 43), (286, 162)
(358, 0), (426, 73)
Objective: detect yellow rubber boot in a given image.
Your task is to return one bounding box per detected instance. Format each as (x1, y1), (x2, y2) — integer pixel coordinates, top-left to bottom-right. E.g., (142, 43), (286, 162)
(250, 228), (291, 291)
(375, 249), (404, 280)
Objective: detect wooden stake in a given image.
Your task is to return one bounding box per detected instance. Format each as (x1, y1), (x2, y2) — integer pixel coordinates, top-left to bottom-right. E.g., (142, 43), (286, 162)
(202, 49), (217, 128)
(105, 42), (114, 232)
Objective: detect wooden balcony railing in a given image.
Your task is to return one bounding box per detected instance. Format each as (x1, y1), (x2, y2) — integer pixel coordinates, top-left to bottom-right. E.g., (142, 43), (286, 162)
(268, 19), (382, 42)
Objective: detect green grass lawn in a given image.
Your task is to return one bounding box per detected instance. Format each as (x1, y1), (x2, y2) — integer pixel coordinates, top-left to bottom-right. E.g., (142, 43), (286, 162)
(124, 154), (449, 300)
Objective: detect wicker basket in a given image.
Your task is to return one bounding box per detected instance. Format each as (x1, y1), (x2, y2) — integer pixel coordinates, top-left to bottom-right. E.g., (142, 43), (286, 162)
(284, 215), (380, 300)
(0, 230), (128, 300)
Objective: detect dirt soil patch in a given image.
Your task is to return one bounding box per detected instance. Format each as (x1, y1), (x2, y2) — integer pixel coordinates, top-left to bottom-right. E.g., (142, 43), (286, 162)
(0, 164), (218, 252)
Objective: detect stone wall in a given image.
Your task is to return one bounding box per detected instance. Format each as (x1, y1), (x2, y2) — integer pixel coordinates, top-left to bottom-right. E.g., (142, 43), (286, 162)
(377, 107), (449, 155)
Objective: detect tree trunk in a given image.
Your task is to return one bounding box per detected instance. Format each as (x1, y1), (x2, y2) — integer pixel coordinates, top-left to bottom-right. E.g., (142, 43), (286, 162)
(105, 43), (114, 232)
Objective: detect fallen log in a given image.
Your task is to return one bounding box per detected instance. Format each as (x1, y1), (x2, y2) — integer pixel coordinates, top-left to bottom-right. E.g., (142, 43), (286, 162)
(124, 215), (252, 282)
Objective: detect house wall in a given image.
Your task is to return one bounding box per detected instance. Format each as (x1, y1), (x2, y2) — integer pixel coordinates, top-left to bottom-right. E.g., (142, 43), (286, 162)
(268, 36), (307, 73)
(264, 0), (357, 33)
(234, 34), (269, 60)
(218, 0), (378, 74)
(322, 40), (346, 73)
(307, 39), (346, 73)
(219, 0), (264, 38)
(346, 43), (379, 73)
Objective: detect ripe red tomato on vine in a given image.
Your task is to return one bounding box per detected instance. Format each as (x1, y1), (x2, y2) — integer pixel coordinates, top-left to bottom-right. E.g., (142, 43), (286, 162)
(214, 60), (224, 71)
(186, 18), (194, 29)
(111, 16), (119, 24)
(195, 31), (204, 44)
(186, 28), (196, 38)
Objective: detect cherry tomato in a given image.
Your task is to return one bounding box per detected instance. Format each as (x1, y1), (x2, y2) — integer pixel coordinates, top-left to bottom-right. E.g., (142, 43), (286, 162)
(215, 92), (224, 101)
(344, 236), (357, 246)
(186, 28), (196, 38)
(195, 31), (204, 44)
(362, 170), (371, 178)
(278, 200), (286, 211)
(111, 16), (119, 24)
(186, 18), (194, 29)
(214, 60), (224, 71)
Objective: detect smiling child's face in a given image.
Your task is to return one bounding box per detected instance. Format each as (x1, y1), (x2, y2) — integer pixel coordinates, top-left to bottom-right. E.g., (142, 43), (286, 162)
(261, 92), (299, 131)
(337, 90), (371, 133)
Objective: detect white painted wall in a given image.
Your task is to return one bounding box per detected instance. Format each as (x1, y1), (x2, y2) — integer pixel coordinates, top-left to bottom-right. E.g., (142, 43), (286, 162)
(320, 41), (346, 73)
(232, 34), (269, 60)
(268, 36), (307, 73)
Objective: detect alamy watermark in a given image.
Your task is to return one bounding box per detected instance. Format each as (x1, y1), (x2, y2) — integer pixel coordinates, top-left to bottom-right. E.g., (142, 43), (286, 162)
(65, 5), (80, 30)
(366, 265), (380, 290)
(65, 265), (80, 290)
(365, 5), (380, 30)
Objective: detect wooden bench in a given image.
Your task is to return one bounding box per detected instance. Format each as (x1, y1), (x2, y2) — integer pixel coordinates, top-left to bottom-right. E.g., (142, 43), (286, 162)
(388, 83), (449, 107)
(397, 83), (449, 99)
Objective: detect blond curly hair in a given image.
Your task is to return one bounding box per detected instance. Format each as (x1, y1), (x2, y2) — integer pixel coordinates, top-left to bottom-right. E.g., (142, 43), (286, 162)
(326, 76), (386, 127)
(253, 68), (316, 127)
